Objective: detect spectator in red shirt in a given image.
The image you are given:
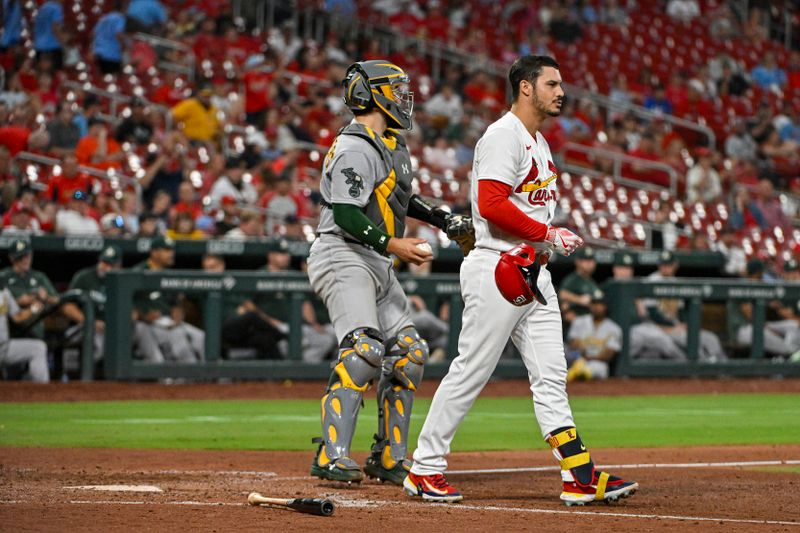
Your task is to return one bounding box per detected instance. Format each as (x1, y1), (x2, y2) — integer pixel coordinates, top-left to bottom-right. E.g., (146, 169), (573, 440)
(1, 203), (43, 237)
(673, 80), (714, 120)
(626, 133), (671, 188)
(0, 145), (22, 208)
(191, 17), (220, 64)
(787, 51), (800, 91)
(388, 9), (424, 36)
(151, 71), (190, 107)
(46, 152), (93, 205)
(242, 54), (275, 130)
(665, 72), (688, 112)
(170, 181), (203, 223)
(222, 24), (255, 67)
(33, 72), (58, 115)
(190, 0), (227, 18)
(75, 118), (124, 171)
(0, 113), (31, 156)
(424, 5), (450, 41)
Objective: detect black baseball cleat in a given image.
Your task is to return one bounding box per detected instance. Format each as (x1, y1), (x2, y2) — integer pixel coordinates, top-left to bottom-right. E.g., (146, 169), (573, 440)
(363, 450), (411, 485)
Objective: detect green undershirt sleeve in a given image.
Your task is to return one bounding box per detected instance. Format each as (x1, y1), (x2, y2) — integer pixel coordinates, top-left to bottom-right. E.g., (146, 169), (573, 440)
(332, 203), (391, 254)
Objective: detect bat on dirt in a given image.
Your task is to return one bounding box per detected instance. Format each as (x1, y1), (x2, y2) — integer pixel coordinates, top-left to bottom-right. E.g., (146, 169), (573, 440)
(247, 492), (335, 516)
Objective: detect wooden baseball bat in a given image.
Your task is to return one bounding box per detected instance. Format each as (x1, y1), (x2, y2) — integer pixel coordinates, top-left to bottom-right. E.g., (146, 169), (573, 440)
(247, 492), (336, 516)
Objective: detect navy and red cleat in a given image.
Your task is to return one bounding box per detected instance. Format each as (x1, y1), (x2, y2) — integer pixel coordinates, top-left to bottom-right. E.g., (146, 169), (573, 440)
(403, 472), (463, 502)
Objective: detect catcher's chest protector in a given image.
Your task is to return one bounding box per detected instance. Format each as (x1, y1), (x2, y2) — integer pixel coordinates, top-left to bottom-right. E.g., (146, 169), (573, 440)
(340, 123), (414, 238)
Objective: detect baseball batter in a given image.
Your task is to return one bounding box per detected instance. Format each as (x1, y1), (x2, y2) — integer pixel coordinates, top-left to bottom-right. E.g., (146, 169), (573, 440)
(308, 60), (474, 486)
(404, 55), (638, 506)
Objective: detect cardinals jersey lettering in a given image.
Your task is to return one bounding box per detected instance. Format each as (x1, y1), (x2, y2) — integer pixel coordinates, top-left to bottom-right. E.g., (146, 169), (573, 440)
(471, 111), (559, 252)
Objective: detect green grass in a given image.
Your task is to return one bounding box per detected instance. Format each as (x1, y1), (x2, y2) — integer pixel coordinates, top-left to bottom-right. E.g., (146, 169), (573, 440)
(750, 466), (800, 474)
(0, 393), (798, 451)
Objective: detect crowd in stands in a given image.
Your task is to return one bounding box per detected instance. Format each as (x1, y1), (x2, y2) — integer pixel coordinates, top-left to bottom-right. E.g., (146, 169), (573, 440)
(0, 1), (798, 255)
(1, 0), (799, 381)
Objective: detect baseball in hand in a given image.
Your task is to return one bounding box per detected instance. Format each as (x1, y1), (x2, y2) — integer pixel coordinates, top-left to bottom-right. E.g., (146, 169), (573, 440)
(416, 242), (433, 254)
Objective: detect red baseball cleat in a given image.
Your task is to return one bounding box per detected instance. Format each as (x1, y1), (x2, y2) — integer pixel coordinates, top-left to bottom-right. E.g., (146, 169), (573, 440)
(403, 472), (463, 502)
(561, 470), (638, 506)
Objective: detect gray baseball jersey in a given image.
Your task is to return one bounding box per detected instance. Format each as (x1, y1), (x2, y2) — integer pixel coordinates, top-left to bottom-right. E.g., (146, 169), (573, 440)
(316, 122), (414, 240)
(0, 288), (49, 382)
(310, 122), (415, 343)
(0, 288), (21, 343)
(567, 315), (622, 358)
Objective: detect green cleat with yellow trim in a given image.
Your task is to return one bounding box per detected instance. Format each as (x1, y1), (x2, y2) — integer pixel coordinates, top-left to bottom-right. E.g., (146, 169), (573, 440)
(310, 437), (364, 483)
(363, 440), (411, 485)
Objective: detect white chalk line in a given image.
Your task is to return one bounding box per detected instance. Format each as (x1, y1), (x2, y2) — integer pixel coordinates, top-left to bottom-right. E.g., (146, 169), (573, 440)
(19, 459), (797, 484)
(421, 502), (800, 527)
(67, 500), (246, 507)
(256, 459), (800, 481)
(151, 469), (278, 477)
(448, 459), (800, 475)
(63, 485), (163, 493)
(2, 498), (796, 527)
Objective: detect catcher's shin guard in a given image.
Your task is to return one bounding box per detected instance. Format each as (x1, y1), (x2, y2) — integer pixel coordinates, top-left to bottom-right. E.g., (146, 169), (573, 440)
(367, 326), (428, 483)
(316, 328), (383, 473)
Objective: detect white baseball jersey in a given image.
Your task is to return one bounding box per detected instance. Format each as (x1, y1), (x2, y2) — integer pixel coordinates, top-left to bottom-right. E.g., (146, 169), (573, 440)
(472, 111), (558, 252)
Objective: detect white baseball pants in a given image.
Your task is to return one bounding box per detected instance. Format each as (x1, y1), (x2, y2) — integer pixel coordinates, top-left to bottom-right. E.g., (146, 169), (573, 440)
(412, 248), (575, 475)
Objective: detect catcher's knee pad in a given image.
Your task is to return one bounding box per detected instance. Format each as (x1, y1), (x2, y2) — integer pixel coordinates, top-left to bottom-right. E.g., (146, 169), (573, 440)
(318, 328), (384, 464)
(546, 426), (594, 485)
(375, 327), (429, 465)
(386, 326), (429, 390)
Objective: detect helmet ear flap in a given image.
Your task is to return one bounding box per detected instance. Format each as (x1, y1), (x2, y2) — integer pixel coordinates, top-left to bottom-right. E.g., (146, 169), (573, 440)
(343, 63), (373, 110)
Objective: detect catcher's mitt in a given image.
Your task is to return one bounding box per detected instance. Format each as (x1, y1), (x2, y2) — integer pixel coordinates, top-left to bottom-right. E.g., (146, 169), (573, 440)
(445, 214), (476, 256)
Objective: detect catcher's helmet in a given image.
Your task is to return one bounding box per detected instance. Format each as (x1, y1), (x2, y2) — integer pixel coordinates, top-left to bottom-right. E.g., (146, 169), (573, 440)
(342, 60), (414, 130)
(494, 244), (547, 306)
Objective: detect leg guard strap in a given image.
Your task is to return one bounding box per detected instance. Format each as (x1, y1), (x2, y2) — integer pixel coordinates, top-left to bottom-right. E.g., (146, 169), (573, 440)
(545, 426), (595, 485)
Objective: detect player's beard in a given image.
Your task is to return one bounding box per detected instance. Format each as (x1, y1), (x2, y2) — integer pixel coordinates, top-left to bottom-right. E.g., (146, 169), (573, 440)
(533, 90), (562, 117)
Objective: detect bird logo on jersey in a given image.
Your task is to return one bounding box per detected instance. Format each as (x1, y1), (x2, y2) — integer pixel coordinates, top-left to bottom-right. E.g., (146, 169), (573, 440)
(515, 160), (559, 206)
(342, 168), (364, 198)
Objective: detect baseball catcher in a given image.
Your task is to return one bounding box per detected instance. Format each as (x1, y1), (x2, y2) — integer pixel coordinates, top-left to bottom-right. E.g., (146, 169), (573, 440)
(308, 60), (474, 485)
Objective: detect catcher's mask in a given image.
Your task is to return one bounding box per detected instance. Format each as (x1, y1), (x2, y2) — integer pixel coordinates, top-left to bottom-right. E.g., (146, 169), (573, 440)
(494, 243), (547, 306)
(342, 60), (414, 130)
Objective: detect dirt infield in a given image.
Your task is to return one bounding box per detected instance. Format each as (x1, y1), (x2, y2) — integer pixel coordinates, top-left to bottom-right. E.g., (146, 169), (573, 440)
(2, 379), (799, 531)
(1, 445), (799, 532)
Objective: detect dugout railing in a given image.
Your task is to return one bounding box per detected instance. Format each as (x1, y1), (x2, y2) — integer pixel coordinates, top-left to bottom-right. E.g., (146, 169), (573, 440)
(605, 279), (800, 377)
(99, 271), (800, 381)
(102, 271), (466, 381)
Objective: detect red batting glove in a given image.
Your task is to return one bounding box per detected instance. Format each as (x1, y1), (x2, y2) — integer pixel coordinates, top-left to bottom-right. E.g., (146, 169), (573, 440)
(545, 226), (584, 256)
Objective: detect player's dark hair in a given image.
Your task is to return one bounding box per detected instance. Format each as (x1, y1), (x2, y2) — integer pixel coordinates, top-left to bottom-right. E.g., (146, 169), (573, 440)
(509, 55), (560, 101)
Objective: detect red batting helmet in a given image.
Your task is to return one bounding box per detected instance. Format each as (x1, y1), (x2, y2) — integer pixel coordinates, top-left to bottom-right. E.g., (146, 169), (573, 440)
(494, 244), (547, 306)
